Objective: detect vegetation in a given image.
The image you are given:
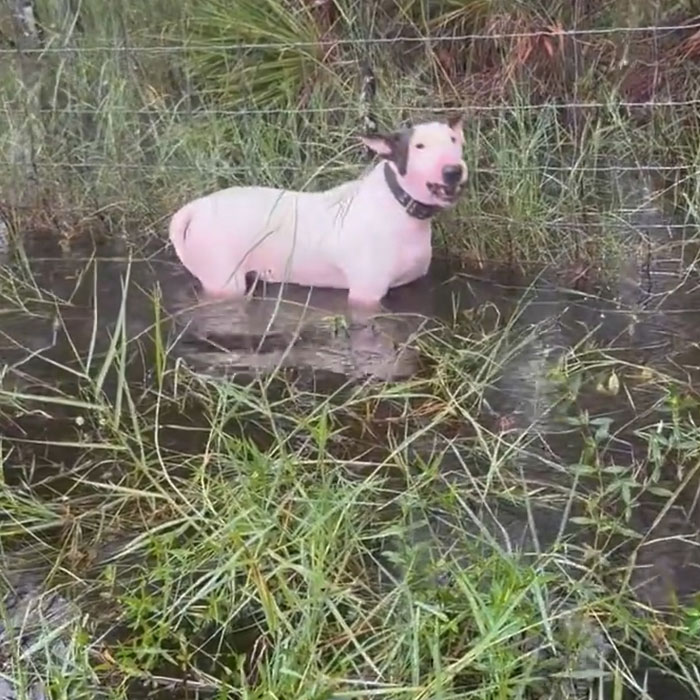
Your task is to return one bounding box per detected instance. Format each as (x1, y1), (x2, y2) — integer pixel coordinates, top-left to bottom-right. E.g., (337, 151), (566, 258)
(2, 1), (700, 698)
(0, 0), (699, 263)
(2, 251), (700, 698)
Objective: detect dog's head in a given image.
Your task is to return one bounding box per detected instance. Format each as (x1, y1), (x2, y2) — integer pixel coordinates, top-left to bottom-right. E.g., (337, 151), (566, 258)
(360, 116), (467, 208)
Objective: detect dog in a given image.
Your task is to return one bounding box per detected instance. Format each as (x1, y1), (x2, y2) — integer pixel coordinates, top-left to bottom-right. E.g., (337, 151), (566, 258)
(168, 116), (467, 308)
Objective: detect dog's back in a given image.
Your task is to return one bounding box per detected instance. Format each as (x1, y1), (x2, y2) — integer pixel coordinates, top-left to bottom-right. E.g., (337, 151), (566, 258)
(170, 177), (368, 293)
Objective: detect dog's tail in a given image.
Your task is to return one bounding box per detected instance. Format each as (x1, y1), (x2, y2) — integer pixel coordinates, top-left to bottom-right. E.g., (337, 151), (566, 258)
(168, 202), (194, 262)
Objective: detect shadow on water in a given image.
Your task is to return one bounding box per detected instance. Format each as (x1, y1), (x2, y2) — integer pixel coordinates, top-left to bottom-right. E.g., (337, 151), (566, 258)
(2, 179), (700, 697)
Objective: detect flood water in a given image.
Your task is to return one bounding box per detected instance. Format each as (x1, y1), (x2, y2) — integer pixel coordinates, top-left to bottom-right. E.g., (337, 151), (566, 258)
(2, 180), (700, 698)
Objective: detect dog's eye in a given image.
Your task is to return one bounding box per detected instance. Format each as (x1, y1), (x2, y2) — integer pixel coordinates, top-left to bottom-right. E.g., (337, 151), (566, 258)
(450, 136), (456, 143)
(415, 143), (425, 149)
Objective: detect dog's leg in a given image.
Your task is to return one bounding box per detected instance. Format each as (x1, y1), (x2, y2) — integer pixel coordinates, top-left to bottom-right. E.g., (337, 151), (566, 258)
(346, 284), (403, 376)
(347, 283), (388, 309)
(347, 298), (381, 325)
(346, 282), (389, 327)
(200, 271), (247, 300)
(346, 265), (389, 304)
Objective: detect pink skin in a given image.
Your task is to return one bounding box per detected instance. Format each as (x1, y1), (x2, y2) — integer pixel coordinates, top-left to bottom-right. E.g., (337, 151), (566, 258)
(169, 118), (467, 312)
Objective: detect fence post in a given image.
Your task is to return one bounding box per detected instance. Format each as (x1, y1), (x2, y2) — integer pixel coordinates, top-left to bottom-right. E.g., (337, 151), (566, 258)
(359, 61), (376, 161)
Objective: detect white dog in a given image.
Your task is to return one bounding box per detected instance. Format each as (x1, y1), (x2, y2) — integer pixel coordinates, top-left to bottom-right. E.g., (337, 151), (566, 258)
(169, 116), (467, 307)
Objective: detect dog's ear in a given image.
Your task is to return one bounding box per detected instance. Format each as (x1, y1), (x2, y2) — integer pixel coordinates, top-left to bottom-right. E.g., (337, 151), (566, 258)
(359, 132), (400, 157)
(360, 129), (412, 175)
(447, 113), (463, 133)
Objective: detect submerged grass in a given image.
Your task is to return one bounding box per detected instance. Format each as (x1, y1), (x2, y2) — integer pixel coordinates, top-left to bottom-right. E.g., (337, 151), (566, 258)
(2, 247), (700, 698)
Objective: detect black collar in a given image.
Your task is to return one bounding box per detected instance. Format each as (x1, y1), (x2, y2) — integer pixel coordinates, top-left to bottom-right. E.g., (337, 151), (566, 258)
(383, 162), (441, 220)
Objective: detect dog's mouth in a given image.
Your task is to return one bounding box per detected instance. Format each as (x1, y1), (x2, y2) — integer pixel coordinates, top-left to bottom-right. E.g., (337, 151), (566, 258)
(427, 181), (461, 204)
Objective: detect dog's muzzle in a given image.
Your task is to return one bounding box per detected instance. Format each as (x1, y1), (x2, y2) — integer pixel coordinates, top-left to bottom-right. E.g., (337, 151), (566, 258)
(427, 163), (466, 203)
(442, 164), (464, 186)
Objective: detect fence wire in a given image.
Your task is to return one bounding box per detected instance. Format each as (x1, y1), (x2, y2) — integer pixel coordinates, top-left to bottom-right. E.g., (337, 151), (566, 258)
(2, 100), (700, 117)
(5, 198), (690, 231)
(1, 161), (696, 175)
(1, 20), (699, 54)
(2, 6), (700, 232)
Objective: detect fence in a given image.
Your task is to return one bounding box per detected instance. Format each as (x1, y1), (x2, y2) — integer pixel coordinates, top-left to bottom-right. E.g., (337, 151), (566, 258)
(1, 0), (699, 256)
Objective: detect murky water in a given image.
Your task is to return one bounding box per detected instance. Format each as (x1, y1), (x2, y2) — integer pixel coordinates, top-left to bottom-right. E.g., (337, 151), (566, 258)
(2, 180), (700, 698)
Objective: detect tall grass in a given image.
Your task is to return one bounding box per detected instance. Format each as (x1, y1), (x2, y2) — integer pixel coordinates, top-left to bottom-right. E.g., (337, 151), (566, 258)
(2, 247), (700, 697)
(3, 2), (700, 697)
(1, 0), (699, 264)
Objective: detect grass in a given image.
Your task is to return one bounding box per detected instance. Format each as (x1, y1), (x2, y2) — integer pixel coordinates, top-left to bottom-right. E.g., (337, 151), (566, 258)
(3, 0), (700, 698)
(2, 244), (700, 698)
(1, 0), (700, 265)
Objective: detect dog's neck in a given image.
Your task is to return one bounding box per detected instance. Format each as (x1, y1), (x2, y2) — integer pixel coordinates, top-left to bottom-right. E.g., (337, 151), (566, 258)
(383, 163), (441, 220)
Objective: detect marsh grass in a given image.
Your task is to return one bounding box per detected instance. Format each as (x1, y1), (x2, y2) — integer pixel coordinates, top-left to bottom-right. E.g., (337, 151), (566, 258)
(1, 0), (700, 264)
(3, 1), (700, 697)
(1, 247), (700, 698)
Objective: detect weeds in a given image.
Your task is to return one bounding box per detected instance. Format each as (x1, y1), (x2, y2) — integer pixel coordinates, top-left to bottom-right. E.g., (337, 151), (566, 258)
(0, 243), (700, 697)
(3, 1), (700, 698)
(1, 0), (700, 264)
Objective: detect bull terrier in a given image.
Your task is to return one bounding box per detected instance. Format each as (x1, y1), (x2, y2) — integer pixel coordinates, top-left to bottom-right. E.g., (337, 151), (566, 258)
(169, 116), (467, 308)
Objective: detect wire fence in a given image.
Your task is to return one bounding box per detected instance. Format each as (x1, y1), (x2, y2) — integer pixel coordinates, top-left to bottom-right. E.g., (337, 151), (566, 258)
(2, 100), (700, 116)
(1, 20), (699, 54)
(4, 197), (690, 231)
(2, 7), (700, 231)
(1, 161), (697, 175)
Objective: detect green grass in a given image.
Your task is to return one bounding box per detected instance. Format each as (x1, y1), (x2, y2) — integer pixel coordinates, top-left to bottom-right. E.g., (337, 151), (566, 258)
(3, 1), (700, 697)
(1, 0), (700, 265)
(2, 246), (700, 698)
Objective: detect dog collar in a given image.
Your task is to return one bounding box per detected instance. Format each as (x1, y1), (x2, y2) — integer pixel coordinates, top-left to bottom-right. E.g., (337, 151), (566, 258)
(383, 163), (441, 220)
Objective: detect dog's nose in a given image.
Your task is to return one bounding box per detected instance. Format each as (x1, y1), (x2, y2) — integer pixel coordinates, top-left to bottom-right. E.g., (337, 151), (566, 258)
(442, 165), (463, 186)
